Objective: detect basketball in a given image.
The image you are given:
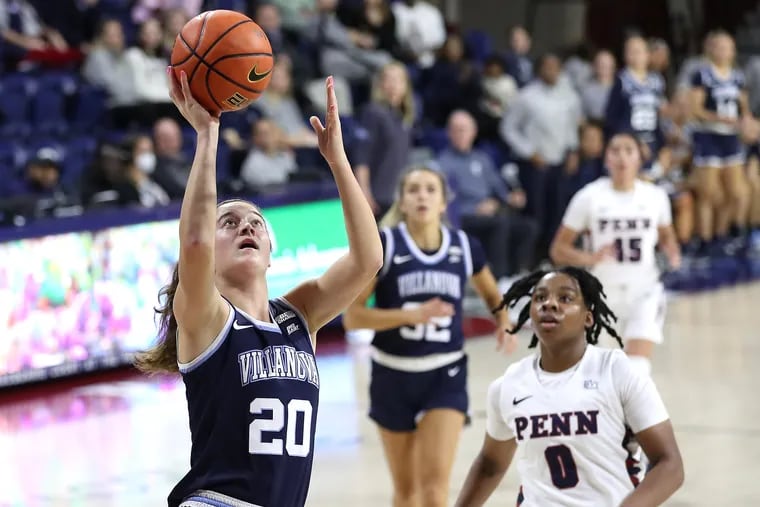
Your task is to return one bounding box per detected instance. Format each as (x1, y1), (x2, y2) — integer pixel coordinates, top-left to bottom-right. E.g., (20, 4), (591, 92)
(170, 10), (274, 115)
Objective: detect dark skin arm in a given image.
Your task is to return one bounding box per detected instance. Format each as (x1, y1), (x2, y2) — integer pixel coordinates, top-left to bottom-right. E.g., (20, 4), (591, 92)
(455, 435), (517, 506)
(619, 420), (684, 506)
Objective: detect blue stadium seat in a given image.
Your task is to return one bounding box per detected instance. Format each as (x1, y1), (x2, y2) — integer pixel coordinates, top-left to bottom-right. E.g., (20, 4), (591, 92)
(420, 127), (449, 154)
(464, 30), (494, 63)
(72, 84), (108, 133)
(0, 73), (34, 138)
(33, 72), (78, 136)
(62, 137), (98, 186)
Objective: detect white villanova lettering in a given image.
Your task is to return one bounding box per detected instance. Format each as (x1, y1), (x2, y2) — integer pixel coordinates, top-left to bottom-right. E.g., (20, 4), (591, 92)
(397, 270), (461, 299)
(238, 345), (319, 388)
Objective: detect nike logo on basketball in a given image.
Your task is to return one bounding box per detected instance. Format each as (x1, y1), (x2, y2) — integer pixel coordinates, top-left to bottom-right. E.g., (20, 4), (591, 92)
(513, 395), (532, 405)
(248, 64), (271, 82)
(233, 320), (254, 330)
(393, 254), (413, 264)
(447, 366), (461, 377)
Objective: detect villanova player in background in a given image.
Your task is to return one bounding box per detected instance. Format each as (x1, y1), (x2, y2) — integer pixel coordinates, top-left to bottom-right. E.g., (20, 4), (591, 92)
(344, 167), (517, 507)
(605, 34), (667, 177)
(689, 30), (753, 255)
(550, 132), (681, 378)
(455, 268), (684, 506)
(135, 72), (382, 507)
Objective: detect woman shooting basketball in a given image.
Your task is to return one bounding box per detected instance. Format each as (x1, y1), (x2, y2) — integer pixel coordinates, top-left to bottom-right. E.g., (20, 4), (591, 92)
(136, 70), (382, 507)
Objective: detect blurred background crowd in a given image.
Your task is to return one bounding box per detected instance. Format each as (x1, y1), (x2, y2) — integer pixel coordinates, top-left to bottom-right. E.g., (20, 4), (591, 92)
(2, 0), (760, 293)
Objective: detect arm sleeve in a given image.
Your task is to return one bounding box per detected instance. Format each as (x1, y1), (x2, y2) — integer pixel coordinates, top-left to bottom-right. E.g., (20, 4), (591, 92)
(486, 377), (514, 441)
(614, 353), (669, 433)
(561, 188), (591, 231)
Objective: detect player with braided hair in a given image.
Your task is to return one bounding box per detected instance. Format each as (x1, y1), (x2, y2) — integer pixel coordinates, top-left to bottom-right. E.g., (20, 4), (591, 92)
(456, 268), (683, 507)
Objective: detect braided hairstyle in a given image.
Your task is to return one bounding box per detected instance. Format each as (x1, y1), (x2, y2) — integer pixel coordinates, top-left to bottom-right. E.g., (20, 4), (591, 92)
(493, 267), (623, 349)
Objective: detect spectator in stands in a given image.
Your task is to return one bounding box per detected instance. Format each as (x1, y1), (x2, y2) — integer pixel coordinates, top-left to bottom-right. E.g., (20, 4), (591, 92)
(240, 118), (297, 190)
(122, 17), (175, 128)
(266, 0), (316, 34)
(437, 110), (537, 283)
(82, 19), (139, 123)
(254, 2), (313, 82)
(0, 0), (81, 70)
(161, 7), (190, 57)
(562, 41), (594, 92)
(354, 62), (415, 217)
(254, 55), (318, 149)
(8, 147), (80, 217)
(131, 0), (202, 24)
(123, 134), (171, 207)
(476, 55), (518, 142)
(500, 52), (582, 258)
(503, 25), (533, 88)
(307, 0), (391, 83)
(82, 137), (169, 208)
(580, 49), (616, 122)
(338, 0), (402, 60)
(152, 117), (191, 199)
(569, 122), (605, 198)
(391, 0), (445, 68)
(424, 32), (482, 127)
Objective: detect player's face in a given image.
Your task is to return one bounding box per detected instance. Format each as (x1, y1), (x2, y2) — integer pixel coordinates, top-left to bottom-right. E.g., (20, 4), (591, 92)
(604, 135), (641, 184)
(215, 201), (272, 275)
(399, 170), (447, 226)
(710, 35), (735, 66)
(625, 37), (648, 71)
(529, 272), (592, 346)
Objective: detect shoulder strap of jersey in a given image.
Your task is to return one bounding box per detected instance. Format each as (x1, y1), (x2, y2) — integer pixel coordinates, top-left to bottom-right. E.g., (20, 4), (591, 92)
(378, 226), (395, 280)
(456, 229), (474, 277)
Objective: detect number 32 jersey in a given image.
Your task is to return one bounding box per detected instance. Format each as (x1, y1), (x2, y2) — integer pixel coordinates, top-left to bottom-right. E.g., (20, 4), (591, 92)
(372, 222), (486, 357)
(486, 346), (669, 506)
(168, 298), (319, 507)
(561, 177), (672, 287)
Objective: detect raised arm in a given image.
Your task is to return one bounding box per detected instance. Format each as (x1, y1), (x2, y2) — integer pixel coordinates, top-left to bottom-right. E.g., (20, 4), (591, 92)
(284, 77), (383, 334)
(169, 70), (229, 363)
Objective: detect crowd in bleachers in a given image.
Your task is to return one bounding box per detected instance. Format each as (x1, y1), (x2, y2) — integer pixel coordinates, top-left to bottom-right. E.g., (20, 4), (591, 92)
(2, 0), (760, 289)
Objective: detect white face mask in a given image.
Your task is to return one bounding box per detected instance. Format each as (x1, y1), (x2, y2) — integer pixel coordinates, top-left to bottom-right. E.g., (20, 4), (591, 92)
(136, 152), (156, 174)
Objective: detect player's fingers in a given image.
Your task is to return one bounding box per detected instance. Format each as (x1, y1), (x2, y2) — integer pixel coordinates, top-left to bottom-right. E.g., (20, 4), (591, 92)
(326, 76), (339, 117)
(179, 70), (192, 102)
(309, 116), (325, 134)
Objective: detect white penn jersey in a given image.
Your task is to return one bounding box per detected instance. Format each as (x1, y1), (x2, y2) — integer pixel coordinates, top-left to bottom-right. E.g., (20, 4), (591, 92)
(562, 177), (671, 287)
(487, 346), (668, 506)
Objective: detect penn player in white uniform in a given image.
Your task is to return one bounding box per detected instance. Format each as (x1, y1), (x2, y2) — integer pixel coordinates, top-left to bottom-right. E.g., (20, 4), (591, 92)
(550, 132), (681, 376)
(455, 268), (684, 507)
(135, 74), (382, 507)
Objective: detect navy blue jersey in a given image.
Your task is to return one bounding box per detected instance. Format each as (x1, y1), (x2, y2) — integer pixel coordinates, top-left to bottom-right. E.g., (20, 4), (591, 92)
(605, 69), (665, 149)
(691, 64), (745, 133)
(372, 222), (486, 357)
(168, 298), (319, 507)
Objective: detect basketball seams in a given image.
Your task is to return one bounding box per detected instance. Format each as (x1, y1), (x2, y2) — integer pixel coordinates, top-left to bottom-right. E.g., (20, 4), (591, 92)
(190, 19), (254, 85)
(207, 53), (273, 94)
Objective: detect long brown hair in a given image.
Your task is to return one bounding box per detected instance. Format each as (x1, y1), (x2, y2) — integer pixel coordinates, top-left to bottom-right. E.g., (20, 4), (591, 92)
(378, 166), (452, 228)
(134, 199), (260, 374)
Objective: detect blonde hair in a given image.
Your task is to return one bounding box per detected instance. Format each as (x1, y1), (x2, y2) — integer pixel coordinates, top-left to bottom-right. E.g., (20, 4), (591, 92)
(378, 166), (452, 228)
(371, 61), (416, 127)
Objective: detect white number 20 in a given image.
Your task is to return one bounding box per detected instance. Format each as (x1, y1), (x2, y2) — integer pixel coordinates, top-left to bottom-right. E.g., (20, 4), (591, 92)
(249, 398), (313, 457)
(399, 302), (452, 342)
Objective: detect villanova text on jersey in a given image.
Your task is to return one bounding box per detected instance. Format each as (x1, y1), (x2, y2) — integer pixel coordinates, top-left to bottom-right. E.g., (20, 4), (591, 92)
(373, 222), (480, 358)
(168, 298), (319, 507)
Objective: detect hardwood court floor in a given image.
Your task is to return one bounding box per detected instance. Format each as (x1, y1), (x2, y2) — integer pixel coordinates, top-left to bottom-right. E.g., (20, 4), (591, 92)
(1, 283), (758, 506)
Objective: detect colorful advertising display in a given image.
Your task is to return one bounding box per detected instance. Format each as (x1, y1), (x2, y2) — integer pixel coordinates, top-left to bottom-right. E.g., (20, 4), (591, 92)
(0, 199), (348, 387)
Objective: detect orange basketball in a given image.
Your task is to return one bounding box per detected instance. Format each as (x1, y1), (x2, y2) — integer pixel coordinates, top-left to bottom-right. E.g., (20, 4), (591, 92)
(170, 10), (273, 115)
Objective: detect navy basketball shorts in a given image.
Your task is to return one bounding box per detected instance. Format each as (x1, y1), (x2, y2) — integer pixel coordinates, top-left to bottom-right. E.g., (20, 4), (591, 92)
(369, 355), (468, 432)
(692, 131), (745, 168)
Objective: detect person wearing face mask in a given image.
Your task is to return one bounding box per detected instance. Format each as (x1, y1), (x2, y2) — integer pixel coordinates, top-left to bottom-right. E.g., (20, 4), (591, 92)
(126, 134), (171, 207)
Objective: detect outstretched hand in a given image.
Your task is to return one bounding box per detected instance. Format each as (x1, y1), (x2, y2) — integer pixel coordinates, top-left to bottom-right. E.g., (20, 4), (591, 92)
(310, 76), (347, 166)
(167, 67), (219, 132)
